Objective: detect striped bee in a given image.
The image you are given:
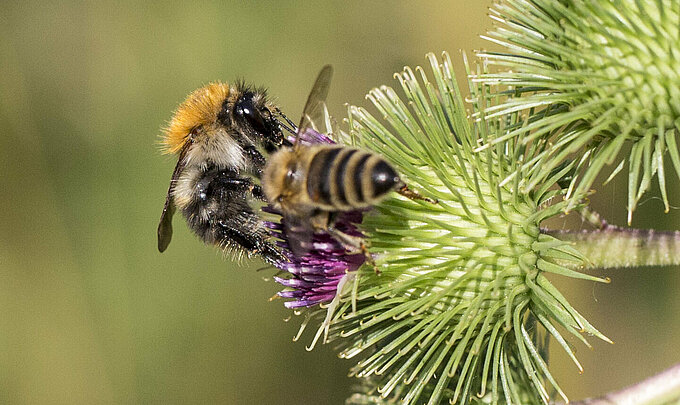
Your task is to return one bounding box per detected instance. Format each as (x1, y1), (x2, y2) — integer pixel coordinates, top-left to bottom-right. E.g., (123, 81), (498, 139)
(263, 65), (434, 258)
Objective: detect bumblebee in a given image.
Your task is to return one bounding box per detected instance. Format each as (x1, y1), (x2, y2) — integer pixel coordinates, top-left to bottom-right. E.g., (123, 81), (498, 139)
(263, 66), (434, 256)
(157, 81), (294, 265)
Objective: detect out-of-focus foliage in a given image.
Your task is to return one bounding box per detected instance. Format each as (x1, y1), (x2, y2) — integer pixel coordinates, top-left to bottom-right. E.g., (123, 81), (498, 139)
(0, 1), (678, 404)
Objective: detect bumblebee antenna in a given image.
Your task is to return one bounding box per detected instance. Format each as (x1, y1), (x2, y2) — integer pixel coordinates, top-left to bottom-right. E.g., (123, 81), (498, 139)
(278, 121), (297, 135)
(274, 108), (298, 132)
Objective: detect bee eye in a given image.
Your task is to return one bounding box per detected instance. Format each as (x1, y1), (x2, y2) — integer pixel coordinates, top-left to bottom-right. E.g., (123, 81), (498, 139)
(235, 93), (268, 135)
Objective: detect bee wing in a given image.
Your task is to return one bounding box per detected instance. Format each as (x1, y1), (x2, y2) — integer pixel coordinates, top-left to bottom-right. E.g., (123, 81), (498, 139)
(294, 65), (333, 148)
(157, 143), (190, 252)
(325, 107), (340, 138)
(281, 214), (315, 257)
(157, 189), (176, 252)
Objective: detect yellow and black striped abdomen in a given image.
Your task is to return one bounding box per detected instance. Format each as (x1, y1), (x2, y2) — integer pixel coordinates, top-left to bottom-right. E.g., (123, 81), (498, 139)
(306, 146), (400, 211)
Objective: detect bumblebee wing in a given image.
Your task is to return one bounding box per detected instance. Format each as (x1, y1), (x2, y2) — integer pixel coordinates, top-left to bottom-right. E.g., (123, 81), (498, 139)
(295, 65), (333, 147)
(157, 143), (190, 252)
(157, 189), (176, 252)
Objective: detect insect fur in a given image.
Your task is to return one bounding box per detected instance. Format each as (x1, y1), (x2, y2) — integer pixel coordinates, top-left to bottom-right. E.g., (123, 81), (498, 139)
(157, 80), (297, 265)
(262, 65), (435, 262)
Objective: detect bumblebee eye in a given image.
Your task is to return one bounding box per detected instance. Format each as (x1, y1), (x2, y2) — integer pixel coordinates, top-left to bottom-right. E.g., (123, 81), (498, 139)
(235, 93), (268, 135)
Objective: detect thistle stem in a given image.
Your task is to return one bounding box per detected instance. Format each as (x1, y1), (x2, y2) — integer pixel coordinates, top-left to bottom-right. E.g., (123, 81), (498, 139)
(544, 225), (680, 270)
(566, 362), (680, 405)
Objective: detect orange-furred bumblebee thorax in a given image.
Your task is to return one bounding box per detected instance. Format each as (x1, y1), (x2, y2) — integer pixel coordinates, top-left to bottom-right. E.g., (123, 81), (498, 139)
(162, 82), (232, 155)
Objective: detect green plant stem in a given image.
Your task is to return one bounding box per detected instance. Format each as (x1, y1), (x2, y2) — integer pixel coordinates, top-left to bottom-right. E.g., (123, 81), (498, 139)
(566, 362), (680, 405)
(544, 225), (680, 270)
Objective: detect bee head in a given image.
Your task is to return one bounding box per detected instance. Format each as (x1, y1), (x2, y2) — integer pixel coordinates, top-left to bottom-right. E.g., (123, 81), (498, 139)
(162, 81), (288, 171)
(263, 148), (302, 208)
(162, 81), (285, 152)
(227, 84), (285, 153)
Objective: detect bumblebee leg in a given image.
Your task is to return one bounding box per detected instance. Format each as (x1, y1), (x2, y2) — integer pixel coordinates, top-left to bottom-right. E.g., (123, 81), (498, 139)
(216, 218), (286, 265)
(273, 107), (298, 138)
(200, 158), (266, 202)
(242, 145), (266, 177)
(251, 185), (266, 201)
(208, 170), (267, 201)
(397, 184), (438, 204)
(197, 169), (286, 265)
(201, 170), (257, 193)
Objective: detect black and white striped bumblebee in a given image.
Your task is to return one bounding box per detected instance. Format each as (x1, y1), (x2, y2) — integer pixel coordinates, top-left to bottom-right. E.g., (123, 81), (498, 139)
(263, 66), (434, 256)
(157, 81), (295, 265)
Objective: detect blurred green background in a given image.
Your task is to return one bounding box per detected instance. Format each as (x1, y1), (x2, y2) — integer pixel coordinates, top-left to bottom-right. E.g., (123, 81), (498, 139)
(1, 1), (678, 404)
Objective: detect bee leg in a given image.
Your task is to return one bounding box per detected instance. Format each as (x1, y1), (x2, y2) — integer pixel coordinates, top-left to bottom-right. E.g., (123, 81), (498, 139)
(242, 145), (267, 177)
(359, 242), (380, 274)
(397, 184), (438, 204)
(326, 226), (380, 274)
(216, 217), (287, 265)
(273, 107), (298, 136)
(208, 170), (258, 191)
(210, 173), (266, 202)
(204, 170), (286, 265)
(251, 184), (266, 201)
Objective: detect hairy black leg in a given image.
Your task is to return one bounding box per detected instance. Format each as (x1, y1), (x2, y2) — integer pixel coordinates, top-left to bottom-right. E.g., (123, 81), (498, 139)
(242, 145), (267, 177)
(198, 169), (266, 200)
(251, 185), (266, 201)
(217, 219), (286, 265)
(184, 167), (286, 265)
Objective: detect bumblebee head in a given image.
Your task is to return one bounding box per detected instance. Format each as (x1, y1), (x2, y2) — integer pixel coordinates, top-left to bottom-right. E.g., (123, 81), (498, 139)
(162, 82), (286, 163)
(229, 84), (286, 153)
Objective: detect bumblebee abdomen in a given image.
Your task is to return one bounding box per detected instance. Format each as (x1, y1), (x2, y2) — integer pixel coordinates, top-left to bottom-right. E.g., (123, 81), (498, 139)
(306, 147), (399, 210)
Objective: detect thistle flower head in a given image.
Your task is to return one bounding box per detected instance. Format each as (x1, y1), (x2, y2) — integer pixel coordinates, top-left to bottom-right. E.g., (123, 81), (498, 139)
(269, 52), (611, 404)
(476, 0), (680, 223)
(268, 209), (365, 308)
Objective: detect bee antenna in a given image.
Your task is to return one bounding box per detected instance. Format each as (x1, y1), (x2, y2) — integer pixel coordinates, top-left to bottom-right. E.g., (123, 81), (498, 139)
(274, 108), (298, 132)
(278, 121), (297, 135)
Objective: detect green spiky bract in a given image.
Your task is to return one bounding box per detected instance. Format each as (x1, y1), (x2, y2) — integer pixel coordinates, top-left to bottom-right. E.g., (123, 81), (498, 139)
(294, 53), (610, 405)
(476, 0), (680, 223)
